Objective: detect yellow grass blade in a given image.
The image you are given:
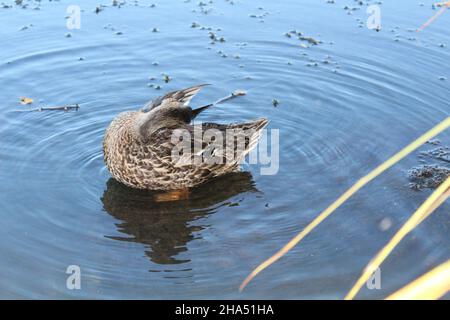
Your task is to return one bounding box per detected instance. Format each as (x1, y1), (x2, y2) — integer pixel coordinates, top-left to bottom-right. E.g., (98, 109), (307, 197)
(417, 2), (450, 32)
(239, 117), (450, 292)
(345, 177), (450, 300)
(386, 259), (450, 300)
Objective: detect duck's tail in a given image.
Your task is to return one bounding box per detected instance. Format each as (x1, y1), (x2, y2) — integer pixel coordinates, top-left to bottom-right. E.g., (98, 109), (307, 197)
(229, 118), (269, 164)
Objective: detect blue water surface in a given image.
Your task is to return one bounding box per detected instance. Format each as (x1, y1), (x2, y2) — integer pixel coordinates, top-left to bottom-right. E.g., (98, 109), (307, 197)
(0, 0), (449, 299)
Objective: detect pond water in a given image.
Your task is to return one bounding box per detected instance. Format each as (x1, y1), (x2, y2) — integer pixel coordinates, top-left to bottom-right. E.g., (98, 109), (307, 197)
(0, 0), (449, 299)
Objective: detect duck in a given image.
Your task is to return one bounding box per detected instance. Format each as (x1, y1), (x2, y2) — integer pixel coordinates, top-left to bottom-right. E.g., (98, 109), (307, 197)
(103, 84), (268, 191)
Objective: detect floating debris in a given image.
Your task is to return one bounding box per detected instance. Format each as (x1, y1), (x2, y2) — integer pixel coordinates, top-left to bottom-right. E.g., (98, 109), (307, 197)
(272, 99), (279, 107)
(408, 165), (450, 190)
(285, 29), (321, 47)
(15, 104), (80, 112)
(427, 139), (441, 146)
(210, 90), (246, 106)
(19, 97), (33, 105)
(306, 62), (319, 67)
(103, 23), (115, 31)
(420, 146), (450, 163)
(163, 74), (171, 83)
(233, 90), (246, 97)
(248, 9), (270, 20)
(299, 36), (321, 45)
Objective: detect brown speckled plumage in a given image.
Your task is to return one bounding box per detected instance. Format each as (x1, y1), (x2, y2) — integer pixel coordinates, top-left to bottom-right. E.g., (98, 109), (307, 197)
(103, 85), (268, 190)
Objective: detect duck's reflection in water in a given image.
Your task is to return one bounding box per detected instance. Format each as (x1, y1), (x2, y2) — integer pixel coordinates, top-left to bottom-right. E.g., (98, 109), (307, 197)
(101, 172), (257, 266)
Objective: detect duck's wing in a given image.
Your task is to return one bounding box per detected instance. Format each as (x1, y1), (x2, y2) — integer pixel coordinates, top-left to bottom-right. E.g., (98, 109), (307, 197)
(197, 119), (269, 167)
(142, 84), (209, 112)
(151, 118), (269, 174)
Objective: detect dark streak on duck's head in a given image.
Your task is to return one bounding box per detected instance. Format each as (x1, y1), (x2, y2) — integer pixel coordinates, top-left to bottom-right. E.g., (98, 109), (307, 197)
(135, 84), (210, 139)
(136, 103), (193, 139)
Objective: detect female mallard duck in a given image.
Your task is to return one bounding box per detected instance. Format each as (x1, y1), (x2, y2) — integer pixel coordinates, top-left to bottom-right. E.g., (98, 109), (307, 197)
(103, 84), (268, 191)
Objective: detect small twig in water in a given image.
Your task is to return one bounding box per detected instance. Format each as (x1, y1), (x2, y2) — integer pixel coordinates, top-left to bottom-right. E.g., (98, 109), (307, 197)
(213, 89), (247, 105)
(14, 104), (80, 112)
(192, 90), (246, 119)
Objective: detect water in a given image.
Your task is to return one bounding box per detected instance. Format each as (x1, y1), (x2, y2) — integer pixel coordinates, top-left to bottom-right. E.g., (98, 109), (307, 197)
(0, 0), (449, 299)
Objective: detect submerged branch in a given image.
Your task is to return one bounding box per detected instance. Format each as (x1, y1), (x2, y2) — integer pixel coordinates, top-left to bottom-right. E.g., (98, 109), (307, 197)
(213, 90), (246, 106)
(14, 104), (80, 112)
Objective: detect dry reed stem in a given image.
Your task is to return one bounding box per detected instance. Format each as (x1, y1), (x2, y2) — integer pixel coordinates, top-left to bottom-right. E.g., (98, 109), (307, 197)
(240, 117), (450, 292)
(345, 178), (450, 300)
(386, 259), (450, 300)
